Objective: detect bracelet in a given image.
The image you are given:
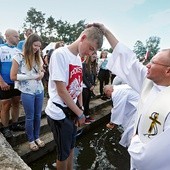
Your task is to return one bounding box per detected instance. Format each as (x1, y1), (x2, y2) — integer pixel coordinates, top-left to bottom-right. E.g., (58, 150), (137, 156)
(77, 113), (85, 120)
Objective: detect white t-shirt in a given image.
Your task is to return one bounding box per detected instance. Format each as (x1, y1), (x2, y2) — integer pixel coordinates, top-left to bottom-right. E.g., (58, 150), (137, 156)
(0, 44), (20, 84)
(45, 47), (83, 120)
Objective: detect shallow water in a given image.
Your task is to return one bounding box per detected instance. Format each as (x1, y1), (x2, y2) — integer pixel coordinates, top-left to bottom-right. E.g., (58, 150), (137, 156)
(29, 124), (130, 170)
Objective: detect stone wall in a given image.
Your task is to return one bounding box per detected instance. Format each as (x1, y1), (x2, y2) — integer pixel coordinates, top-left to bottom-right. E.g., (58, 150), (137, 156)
(0, 133), (31, 170)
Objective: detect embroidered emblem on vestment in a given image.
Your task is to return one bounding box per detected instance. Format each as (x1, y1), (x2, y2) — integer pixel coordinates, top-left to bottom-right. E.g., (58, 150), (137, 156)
(144, 112), (161, 138)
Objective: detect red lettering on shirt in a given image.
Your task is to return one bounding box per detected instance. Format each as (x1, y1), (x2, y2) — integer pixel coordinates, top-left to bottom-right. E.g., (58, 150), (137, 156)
(67, 64), (82, 99)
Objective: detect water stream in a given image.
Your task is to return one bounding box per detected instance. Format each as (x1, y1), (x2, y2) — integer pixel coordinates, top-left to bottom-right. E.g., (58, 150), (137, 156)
(29, 124), (130, 170)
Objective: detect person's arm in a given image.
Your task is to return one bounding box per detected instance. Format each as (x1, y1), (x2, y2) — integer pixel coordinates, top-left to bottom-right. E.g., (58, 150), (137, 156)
(0, 75), (10, 90)
(77, 91), (83, 110)
(35, 57), (45, 81)
(56, 81), (85, 126)
(128, 128), (170, 169)
(43, 55), (49, 65)
(10, 59), (39, 81)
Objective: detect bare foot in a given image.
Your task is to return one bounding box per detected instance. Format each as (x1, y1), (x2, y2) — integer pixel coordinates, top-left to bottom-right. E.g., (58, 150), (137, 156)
(106, 122), (115, 129)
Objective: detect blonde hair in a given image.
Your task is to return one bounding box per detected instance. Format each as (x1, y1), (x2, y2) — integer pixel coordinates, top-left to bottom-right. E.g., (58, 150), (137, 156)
(81, 26), (103, 49)
(55, 41), (64, 49)
(23, 33), (42, 71)
(100, 51), (108, 59)
(84, 53), (98, 75)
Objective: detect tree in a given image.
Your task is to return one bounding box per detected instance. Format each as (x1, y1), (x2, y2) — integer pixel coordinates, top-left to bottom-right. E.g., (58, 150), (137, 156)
(23, 7), (45, 34)
(133, 36), (160, 61)
(46, 17), (56, 35)
(145, 36), (160, 61)
(69, 20), (86, 43)
(21, 7), (86, 46)
(55, 19), (86, 44)
(133, 40), (146, 60)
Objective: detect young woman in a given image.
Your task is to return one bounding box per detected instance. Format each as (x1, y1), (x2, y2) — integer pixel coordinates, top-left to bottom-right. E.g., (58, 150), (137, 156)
(82, 52), (98, 124)
(10, 33), (45, 151)
(98, 51), (110, 99)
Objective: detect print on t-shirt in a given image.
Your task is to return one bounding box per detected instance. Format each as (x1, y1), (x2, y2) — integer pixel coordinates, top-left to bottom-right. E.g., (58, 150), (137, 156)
(67, 64), (82, 99)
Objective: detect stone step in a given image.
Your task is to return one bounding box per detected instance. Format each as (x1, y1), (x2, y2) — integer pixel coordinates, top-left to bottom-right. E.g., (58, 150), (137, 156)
(0, 99), (48, 129)
(6, 98), (111, 147)
(7, 116), (50, 147)
(14, 104), (112, 164)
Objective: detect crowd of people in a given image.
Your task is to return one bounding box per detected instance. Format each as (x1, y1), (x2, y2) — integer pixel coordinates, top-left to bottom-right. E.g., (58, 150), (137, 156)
(0, 22), (169, 170)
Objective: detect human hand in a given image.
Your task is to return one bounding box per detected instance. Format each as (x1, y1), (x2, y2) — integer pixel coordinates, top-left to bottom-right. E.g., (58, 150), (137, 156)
(90, 86), (95, 91)
(87, 23), (119, 49)
(86, 23), (107, 35)
(0, 81), (10, 91)
(36, 72), (44, 81)
(77, 112), (85, 127)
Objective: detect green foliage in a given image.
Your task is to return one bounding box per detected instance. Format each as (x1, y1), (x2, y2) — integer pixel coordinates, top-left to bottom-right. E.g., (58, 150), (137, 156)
(24, 7), (45, 33)
(21, 7), (86, 47)
(133, 36), (161, 61)
(108, 48), (113, 53)
(133, 40), (146, 60)
(46, 16), (56, 34)
(145, 36), (160, 60)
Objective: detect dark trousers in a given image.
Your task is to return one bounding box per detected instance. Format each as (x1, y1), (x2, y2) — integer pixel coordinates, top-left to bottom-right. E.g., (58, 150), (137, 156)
(110, 74), (116, 84)
(82, 88), (91, 116)
(98, 69), (110, 95)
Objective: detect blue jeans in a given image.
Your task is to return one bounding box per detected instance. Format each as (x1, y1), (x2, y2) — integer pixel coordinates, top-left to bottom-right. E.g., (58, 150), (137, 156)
(21, 92), (44, 142)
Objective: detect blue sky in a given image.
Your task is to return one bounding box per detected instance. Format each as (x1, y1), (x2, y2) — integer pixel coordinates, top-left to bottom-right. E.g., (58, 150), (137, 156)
(1, 0), (170, 50)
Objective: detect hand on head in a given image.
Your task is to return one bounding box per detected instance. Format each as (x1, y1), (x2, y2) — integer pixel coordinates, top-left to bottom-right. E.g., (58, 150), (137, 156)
(86, 23), (107, 35)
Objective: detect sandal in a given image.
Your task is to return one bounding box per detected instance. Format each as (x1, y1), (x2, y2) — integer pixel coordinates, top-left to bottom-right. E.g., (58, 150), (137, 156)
(29, 142), (39, 151)
(35, 139), (45, 148)
(106, 122), (115, 129)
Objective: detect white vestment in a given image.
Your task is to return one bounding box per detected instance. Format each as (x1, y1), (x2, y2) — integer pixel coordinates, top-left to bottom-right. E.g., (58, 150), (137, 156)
(107, 42), (170, 170)
(110, 84), (139, 147)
